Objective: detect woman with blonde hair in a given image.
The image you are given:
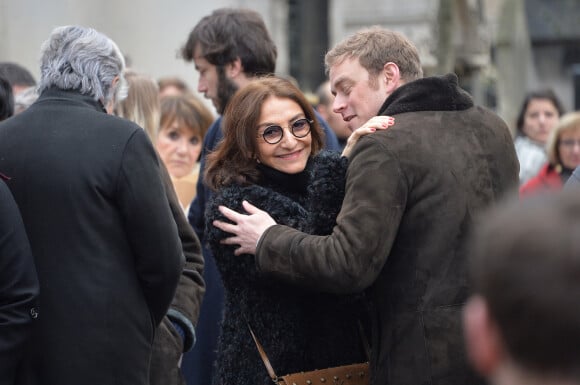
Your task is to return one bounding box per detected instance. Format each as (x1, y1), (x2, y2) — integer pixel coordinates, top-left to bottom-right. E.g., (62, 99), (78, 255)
(115, 69), (160, 140)
(520, 112), (580, 196)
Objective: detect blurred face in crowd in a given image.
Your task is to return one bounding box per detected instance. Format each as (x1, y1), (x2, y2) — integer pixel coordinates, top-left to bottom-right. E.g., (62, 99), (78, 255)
(159, 85), (184, 99)
(156, 119), (203, 179)
(558, 127), (580, 170)
(522, 98), (560, 144)
(329, 57), (388, 131)
(256, 96), (312, 174)
(317, 82), (352, 141)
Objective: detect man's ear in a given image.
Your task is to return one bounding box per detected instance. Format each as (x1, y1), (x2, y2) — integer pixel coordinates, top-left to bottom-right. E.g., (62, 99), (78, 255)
(104, 75), (120, 115)
(463, 295), (504, 377)
(225, 57), (243, 79)
(383, 62), (401, 94)
(111, 75), (120, 89)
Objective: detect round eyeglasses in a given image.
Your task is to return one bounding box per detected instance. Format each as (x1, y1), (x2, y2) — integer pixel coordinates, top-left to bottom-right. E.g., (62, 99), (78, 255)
(258, 118), (313, 144)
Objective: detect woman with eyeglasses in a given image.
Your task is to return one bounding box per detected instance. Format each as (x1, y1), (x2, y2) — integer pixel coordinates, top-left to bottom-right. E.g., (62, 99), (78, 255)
(520, 112), (580, 196)
(203, 76), (393, 385)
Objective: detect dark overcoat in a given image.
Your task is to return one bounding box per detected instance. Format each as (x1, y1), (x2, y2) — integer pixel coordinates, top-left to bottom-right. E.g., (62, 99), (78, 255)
(256, 74), (520, 385)
(149, 162), (205, 385)
(0, 177), (38, 385)
(0, 88), (184, 385)
(206, 152), (368, 385)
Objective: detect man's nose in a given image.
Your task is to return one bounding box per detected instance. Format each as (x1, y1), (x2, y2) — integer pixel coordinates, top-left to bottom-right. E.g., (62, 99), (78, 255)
(197, 78), (207, 93)
(332, 95), (346, 115)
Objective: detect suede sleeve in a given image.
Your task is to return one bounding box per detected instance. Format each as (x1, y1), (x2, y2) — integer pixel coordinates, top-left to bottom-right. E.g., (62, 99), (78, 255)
(256, 136), (408, 294)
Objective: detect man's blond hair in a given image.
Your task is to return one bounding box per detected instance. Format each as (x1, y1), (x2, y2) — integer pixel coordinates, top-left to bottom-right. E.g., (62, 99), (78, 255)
(325, 26), (423, 83)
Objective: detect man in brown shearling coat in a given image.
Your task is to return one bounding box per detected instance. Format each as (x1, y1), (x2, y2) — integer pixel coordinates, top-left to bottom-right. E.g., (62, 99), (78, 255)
(214, 27), (519, 385)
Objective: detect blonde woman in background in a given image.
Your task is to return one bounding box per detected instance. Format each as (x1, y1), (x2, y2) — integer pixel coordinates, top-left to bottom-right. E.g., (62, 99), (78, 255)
(115, 69), (161, 140)
(157, 94), (213, 211)
(520, 112), (580, 196)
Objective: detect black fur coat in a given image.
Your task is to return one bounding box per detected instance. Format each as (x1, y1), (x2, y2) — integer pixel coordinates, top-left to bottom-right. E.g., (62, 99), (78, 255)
(206, 151), (367, 385)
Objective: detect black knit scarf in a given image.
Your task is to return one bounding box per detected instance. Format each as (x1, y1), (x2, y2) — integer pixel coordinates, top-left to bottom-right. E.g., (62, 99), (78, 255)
(256, 160), (311, 196)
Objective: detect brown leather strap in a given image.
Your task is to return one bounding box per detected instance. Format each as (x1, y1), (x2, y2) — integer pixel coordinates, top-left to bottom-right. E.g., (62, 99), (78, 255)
(248, 323), (278, 382)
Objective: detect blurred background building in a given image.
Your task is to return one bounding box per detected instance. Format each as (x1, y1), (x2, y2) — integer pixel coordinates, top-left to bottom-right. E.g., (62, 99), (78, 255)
(1, 0), (579, 131)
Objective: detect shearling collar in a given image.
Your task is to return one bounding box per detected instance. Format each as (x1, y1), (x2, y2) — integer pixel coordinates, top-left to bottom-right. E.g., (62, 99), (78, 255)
(379, 73), (473, 116)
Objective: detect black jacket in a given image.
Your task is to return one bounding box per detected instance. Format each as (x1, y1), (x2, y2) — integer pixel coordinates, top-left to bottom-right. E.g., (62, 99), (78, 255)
(206, 152), (367, 385)
(149, 163), (205, 385)
(0, 177), (38, 385)
(0, 88), (183, 385)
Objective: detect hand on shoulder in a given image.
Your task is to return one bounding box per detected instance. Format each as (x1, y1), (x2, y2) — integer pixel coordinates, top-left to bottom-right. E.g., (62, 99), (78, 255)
(341, 116), (395, 157)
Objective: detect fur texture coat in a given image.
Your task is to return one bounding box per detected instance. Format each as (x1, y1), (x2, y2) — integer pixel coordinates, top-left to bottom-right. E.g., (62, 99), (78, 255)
(206, 151), (367, 385)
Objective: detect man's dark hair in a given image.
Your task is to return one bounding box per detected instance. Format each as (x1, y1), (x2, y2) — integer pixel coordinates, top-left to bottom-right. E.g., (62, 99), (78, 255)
(469, 191), (580, 379)
(0, 76), (14, 121)
(181, 8), (277, 77)
(0, 62), (36, 88)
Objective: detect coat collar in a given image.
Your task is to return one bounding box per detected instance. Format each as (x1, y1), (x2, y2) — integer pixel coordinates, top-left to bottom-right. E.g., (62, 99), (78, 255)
(37, 88), (108, 113)
(379, 73), (474, 116)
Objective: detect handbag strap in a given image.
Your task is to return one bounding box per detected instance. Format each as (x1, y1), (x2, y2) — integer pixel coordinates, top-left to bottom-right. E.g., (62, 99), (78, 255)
(249, 320), (370, 382)
(247, 323), (279, 382)
(358, 320), (371, 362)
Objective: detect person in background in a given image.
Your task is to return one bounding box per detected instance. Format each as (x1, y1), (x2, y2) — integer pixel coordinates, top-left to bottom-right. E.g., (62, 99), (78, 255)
(158, 76), (192, 98)
(514, 89), (565, 185)
(315, 80), (351, 150)
(213, 26), (519, 385)
(0, 76), (14, 120)
(463, 191), (580, 385)
(114, 69), (206, 385)
(115, 69), (161, 140)
(0, 75), (39, 385)
(0, 62), (36, 96)
(13, 86), (39, 115)
(0, 173), (39, 385)
(157, 94), (213, 212)
(0, 25), (184, 385)
(520, 112), (580, 196)
(179, 8), (341, 384)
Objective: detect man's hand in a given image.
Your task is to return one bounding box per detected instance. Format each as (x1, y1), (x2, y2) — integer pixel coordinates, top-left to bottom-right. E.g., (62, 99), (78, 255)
(213, 200), (276, 255)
